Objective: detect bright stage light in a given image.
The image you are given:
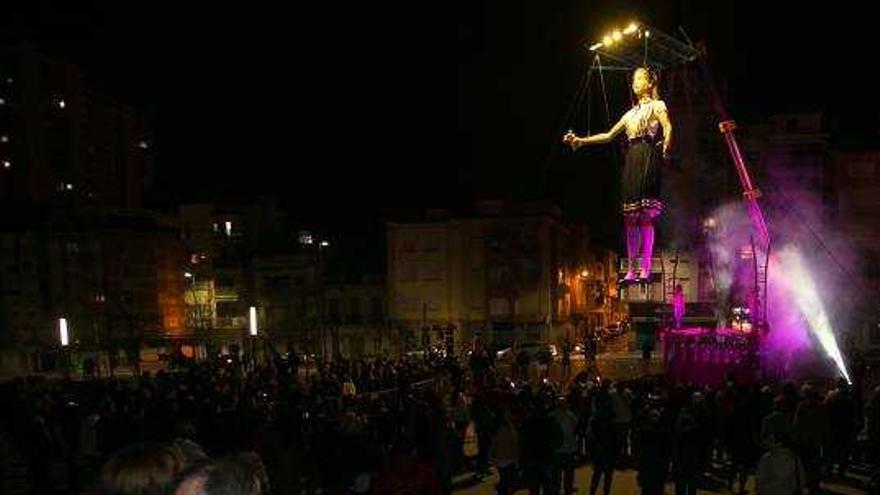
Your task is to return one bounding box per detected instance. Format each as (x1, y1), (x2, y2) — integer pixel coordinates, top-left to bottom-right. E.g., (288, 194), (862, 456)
(612, 30), (623, 41)
(624, 22), (639, 34)
(603, 35), (613, 46)
(589, 42), (604, 51)
(645, 30), (651, 38)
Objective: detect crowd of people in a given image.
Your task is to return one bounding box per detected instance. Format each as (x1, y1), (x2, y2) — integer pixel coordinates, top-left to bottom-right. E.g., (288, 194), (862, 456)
(1, 346), (878, 495)
(3, 352), (450, 494)
(466, 373), (877, 495)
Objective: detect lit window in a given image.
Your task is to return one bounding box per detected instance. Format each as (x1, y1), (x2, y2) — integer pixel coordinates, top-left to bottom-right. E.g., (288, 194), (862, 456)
(224, 221), (232, 236)
(1, 135), (8, 143)
(2, 160), (10, 169)
(57, 99), (66, 109)
(138, 140), (149, 150)
(0, 98), (5, 105)
(65, 183), (74, 191)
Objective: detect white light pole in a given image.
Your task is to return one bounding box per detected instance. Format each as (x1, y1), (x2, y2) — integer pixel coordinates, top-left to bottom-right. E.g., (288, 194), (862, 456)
(59, 318), (69, 347)
(249, 306), (258, 336)
(247, 306), (259, 370)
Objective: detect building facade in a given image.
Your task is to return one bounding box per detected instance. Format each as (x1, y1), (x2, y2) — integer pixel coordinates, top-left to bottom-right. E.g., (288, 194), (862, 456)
(387, 201), (609, 351)
(0, 41), (153, 209)
(0, 207), (184, 373)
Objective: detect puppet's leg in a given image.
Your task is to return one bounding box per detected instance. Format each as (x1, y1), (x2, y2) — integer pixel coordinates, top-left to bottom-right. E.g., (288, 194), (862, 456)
(639, 217), (654, 279)
(638, 205), (662, 280)
(623, 213), (639, 282)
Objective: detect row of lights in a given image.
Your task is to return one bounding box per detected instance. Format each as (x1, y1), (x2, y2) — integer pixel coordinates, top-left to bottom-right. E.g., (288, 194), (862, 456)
(0, 93), (146, 171)
(2, 133), (9, 169)
(0, 97), (66, 108)
(589, 22), (649, 52)
(0, 84), (148, 151)
(58, 303), (260, 347)
(2, 80), (16, 172)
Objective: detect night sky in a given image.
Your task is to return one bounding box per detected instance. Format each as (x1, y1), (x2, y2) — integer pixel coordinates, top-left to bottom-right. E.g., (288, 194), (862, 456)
(1, 1), (877, 247)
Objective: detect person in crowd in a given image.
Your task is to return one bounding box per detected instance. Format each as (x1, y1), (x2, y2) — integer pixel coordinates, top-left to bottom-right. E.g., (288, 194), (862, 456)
(588, 381), (618, 495)
(100, 442), (185, 495)
(756, 432), (808, 495)
(550, 397), (579, 495)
